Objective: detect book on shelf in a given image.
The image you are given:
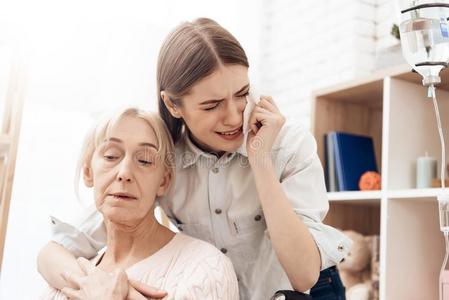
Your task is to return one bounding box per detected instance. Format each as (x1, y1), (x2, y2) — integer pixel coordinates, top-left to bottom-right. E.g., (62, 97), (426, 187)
(324, 131), (378, 192)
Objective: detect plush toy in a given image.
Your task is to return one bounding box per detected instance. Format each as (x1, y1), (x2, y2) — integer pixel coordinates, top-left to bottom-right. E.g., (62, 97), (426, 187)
(337, 230), (374, 300)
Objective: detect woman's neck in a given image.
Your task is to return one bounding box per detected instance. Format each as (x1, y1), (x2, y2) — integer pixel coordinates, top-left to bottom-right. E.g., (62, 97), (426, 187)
(98, 213), (175, 272)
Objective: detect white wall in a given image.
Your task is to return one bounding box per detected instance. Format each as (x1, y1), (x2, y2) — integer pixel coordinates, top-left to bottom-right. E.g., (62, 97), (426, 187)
(259, 0), (400, 128)
(0, 1), (261, 298)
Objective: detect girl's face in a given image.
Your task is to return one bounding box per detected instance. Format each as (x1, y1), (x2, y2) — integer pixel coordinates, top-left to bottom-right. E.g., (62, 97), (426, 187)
(176, 64), (249, 153)
(84, 116), (170, 225)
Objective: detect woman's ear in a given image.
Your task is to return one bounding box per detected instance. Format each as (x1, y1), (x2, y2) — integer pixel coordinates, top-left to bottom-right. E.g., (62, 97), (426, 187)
(161, 91), (182, 119)
(83, 165), (94, 188)
(157, 169), (172, 197)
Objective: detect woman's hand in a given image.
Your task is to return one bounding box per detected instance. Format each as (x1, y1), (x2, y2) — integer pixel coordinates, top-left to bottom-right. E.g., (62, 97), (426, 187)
(61, 257), (167, 300)
(61, 258), (128, 300)
(246, 95), (285, 166)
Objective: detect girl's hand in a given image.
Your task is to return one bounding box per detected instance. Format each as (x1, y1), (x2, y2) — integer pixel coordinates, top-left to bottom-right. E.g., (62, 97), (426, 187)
(246, 96), (285, 166)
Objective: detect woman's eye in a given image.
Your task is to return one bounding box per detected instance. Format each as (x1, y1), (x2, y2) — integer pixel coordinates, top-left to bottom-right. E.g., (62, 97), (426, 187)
(104, 155), (118, 161)
(138, 160), (153, 166)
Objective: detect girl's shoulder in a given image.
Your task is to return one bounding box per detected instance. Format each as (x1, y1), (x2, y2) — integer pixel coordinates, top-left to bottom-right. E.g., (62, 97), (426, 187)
(273, 121), (317, 158)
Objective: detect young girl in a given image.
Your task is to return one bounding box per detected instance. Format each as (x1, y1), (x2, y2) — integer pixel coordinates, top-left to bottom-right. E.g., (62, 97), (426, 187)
(40, 108), (238, 299)
(38, 18), (351, 299)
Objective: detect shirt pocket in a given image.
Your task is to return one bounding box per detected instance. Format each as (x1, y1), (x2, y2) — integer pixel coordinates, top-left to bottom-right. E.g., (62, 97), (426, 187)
(228, 208), (267, 237)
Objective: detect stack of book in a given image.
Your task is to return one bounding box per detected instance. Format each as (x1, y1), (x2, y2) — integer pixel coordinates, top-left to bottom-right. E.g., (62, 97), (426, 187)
(324, 131), (378, 192)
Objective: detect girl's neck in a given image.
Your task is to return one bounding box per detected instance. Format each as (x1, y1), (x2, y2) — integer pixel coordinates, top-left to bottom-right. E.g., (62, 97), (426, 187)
(188, 131), (225, 158)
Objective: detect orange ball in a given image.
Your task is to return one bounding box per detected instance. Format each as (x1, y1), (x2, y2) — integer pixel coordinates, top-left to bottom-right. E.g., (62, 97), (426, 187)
(359, 171), (381, 190)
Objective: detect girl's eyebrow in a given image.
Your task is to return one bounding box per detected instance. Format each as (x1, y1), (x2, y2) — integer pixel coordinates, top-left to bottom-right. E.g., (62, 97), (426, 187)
(105, 137), (158, 150)
(199, 83), (250, 105)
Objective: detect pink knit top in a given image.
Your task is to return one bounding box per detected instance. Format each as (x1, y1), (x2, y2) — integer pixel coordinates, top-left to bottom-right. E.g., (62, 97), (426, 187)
(41, 234), (239, 299)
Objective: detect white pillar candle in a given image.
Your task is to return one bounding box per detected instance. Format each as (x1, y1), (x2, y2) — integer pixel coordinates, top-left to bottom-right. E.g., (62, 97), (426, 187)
(416, 154), (437, 188)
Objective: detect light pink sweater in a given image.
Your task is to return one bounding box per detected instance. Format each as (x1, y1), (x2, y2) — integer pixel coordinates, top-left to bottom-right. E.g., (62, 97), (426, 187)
(41, 234), (239, 299)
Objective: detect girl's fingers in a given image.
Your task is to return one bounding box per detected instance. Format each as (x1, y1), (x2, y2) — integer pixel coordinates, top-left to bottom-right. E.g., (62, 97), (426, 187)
(257, 97), (278, 112)
(61, 287), (82, 300)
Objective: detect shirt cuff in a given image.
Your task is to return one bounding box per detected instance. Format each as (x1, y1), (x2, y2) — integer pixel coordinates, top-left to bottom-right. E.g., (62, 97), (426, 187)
(50, 215), (102, 259)
(301, 219), (353, 270)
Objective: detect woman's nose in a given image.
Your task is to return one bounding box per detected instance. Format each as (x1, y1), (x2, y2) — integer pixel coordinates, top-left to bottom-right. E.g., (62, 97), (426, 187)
(117, 159), (133, 182)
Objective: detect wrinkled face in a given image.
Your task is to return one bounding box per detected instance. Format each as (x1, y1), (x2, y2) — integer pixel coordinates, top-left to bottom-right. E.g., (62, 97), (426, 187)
(177, 64), (249, 153)
(85, 116), (169, 225)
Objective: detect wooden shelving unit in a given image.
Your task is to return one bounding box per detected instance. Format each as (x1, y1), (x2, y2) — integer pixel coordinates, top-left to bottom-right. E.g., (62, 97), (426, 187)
(312, 64), (449, 299)
(0, 42), (25, 272)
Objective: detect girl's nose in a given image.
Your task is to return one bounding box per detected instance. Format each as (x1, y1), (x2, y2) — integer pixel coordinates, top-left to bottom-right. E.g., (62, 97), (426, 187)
(223, 99), (243, 126)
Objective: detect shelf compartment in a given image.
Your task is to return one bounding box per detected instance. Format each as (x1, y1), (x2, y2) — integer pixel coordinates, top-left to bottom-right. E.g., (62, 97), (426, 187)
(384, 198), (444, 300)
(325, 202), (380, 236)
(385, 78), (449, 190)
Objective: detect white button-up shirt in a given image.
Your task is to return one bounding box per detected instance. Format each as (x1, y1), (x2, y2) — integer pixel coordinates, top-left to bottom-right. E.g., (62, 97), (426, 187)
(51, 121), (351, 300)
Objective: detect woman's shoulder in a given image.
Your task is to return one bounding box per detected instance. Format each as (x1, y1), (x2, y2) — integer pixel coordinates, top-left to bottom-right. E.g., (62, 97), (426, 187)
(167, 234), (238, 298)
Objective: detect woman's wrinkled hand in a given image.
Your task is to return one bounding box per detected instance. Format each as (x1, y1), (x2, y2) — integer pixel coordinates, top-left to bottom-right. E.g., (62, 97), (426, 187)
(61, 257), (128, 300)
(60, 257), (167, 300)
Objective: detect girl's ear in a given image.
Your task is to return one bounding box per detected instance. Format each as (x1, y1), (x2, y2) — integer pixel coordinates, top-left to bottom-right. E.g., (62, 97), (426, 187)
(161, 91), (182, 119)
(157, 169), (172, 197)
(83, 165), (94, 188)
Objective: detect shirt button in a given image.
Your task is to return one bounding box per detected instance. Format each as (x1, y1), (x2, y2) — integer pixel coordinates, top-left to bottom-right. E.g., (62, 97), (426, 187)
(254, 214), (262, 221)
(212, 167), (219, 173)
(51, 219), (56, 225)
(221, 248), (227, 254)
(215, 208), (222, 214)
(337, 244), (345, 252)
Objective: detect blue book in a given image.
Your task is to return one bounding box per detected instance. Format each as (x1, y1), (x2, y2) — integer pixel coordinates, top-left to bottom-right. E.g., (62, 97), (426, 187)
(331, 132), (378, 191)
(324, 133), (339, 192)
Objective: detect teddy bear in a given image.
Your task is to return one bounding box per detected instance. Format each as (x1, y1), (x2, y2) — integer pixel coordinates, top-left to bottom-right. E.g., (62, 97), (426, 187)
(337, 230), (377, 300)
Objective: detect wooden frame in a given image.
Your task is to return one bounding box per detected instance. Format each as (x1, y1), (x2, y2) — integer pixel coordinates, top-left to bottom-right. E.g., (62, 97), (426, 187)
(0, 50), (25, 271)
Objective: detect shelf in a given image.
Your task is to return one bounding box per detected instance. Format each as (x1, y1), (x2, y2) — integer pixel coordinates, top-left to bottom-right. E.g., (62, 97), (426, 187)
(328, 191), (381, 204)
(0, 134), (10, 156)
(387, 188), (447, 200)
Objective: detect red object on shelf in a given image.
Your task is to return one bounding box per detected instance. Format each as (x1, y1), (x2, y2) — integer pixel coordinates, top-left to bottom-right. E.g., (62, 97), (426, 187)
(359, 171), (381, 191)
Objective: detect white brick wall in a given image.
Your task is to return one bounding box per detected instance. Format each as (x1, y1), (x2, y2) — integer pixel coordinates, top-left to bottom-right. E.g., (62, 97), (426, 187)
(259, 0), (399, 128)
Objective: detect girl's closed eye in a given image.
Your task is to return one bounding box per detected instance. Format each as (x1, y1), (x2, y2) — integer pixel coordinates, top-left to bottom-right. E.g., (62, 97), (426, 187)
(204, 105), (219, 111)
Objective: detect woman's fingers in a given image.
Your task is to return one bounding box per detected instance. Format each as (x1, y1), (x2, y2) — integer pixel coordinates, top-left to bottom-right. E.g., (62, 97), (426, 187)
(77, 257), (96, 275)
(129, 279), (167, 298)
(61, 287), (82, 300)
(62, 271), (82, 289)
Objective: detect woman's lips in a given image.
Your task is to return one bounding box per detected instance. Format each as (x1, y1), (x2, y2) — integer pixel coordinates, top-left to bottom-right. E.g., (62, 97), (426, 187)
(109, 193), (137, 201)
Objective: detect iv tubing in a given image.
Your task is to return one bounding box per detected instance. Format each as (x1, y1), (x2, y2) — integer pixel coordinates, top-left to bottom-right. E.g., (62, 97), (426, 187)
(430, 84), (446, 189)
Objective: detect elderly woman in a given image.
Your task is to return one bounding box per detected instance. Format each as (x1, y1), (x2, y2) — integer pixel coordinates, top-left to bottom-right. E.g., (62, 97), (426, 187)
(40, 108), (238, 300)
